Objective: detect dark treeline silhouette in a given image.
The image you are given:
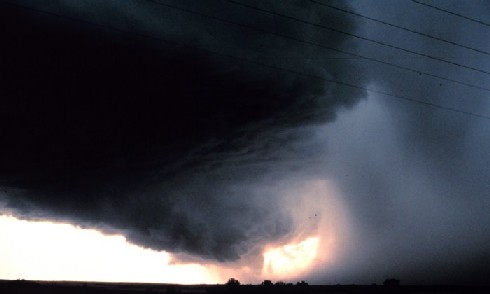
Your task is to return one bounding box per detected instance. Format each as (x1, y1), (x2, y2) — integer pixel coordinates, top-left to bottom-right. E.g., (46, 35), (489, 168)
(2, 279), (490, 294)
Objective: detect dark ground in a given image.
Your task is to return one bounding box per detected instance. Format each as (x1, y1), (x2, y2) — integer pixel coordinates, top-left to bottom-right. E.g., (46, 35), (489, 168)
(1, 280), (489, 294)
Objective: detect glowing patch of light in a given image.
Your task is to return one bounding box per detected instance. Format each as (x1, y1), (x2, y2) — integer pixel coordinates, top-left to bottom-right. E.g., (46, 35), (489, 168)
(262, 237), (320, 278)
(0, 215), (219, 284)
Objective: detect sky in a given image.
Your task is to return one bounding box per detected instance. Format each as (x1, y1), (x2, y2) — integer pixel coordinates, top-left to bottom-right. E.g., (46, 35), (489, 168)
(0, 0), (489, 286)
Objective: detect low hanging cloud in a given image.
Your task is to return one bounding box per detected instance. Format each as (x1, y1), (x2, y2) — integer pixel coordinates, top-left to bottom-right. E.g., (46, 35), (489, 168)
(306, 0), (490, 285)
(0, 0), (367, 261)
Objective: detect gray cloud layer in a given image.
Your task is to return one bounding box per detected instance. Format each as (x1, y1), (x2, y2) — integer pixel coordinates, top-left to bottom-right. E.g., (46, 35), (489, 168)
(1, 0), (488, 285)
(307, 0), (490, 285)
(0, 0), (366, 262)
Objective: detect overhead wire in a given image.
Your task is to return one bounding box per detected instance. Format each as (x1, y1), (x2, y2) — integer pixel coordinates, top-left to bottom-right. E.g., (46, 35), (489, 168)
(1, 0), (489, 121)
(309, 0), (490, 57)
(411, 0), (490, 28)
(224, 0), (490, 77)
(146, 0), (490, 93)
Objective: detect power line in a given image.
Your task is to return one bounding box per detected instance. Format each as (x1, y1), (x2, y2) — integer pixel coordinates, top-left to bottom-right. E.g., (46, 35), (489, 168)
(146, 0), (490, 93)
(1, 0), (489, 121)
(309, 0), (490, 57)
(411, 0), (490, 28)
(224, 0), (490, 77)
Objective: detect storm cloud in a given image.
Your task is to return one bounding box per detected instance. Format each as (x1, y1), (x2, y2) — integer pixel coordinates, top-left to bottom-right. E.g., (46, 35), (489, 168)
(1, 0), (489, 285)
(306, 0), (490, 285)
(0, 0), (366, 262)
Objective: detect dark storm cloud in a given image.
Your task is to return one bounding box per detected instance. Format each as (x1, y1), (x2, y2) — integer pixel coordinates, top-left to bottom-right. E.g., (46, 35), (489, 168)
(0, 0), (366, 261)
(307, 0), (490, 285)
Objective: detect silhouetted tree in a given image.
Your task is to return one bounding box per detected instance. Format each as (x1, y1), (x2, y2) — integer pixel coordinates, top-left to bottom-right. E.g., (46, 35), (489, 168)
(261, 280), (273, 287)
(225, 278), (240, 287)
(296, 281), (308, 287)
